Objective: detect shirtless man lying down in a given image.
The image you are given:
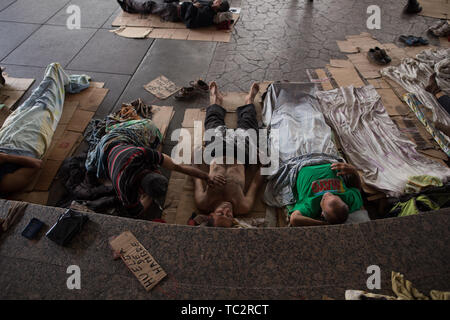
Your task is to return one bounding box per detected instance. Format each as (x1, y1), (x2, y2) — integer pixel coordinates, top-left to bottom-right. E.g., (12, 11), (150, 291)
(193, 82), (264, 227)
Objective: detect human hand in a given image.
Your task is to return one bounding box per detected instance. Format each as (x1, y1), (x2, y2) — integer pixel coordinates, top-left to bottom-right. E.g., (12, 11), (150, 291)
(207, 173), (226, 187)
(193, 2), (202, 8)
(330, 162), (357, 176)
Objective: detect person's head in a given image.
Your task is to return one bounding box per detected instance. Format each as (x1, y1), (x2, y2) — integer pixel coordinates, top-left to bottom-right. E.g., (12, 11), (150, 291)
(320, 192), (349, 225)
(207, 201), (234, 228)
(212, 0), (230, 12)
(140, 172), (169, 206)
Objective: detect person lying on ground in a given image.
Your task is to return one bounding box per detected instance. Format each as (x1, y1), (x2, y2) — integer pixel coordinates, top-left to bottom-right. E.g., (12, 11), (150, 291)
(0, 63), (90, 194)
(101, 140), (226, 217)
(117, 0), (230, 29)
(425, 72), (450, 137)
(288, 162), (363, 227)
(193, 82), (264, 228)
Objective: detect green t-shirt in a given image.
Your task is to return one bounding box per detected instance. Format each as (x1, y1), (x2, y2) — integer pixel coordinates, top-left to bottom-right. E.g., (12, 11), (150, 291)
(289, 163), (363, 219)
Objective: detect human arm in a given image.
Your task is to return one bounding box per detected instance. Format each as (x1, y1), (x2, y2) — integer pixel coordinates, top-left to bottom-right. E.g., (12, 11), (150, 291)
(0, 152), (42, 169)
(161, 154), (226, 187)
(238, 168), (264, 215)
(331, 162), (362, 190)
(290, 210), (329, 227)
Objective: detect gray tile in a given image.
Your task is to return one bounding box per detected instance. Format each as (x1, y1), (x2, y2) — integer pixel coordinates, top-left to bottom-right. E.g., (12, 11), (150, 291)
(2, 25), (96, 67)
(0, 21), (40, 60)
(101, 6), (121, 29)
(47, 0), (119, 29)
(0, 0), (69, 23)
(0, 0), (16, 12)
(67, 29), (154, 75)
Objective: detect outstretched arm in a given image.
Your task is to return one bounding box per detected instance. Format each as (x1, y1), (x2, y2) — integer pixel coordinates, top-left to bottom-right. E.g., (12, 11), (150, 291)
(331, 162), (362, 190)
(161, 154), (226, 187)
(238, 168), (264, 215)
(290, 211), (328, 227)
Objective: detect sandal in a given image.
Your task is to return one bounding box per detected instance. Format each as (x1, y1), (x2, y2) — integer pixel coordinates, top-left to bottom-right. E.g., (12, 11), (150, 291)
(367, 48), (389, 65)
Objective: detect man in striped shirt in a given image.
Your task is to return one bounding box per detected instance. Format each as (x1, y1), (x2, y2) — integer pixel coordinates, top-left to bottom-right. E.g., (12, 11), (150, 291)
(107, 142), (224, 217)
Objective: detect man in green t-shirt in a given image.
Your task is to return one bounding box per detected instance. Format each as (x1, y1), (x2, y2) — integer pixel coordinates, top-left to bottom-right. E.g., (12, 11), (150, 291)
(289, 162), (363, 227)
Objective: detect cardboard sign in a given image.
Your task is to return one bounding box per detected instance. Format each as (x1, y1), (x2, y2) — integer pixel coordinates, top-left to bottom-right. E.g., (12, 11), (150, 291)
(109, 231), (166, 292)
(144, 75), (180, 100)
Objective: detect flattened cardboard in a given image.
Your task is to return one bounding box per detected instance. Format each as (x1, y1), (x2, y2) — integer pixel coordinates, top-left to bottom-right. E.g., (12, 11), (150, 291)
(144, 75), (180, 100)
(181, 108), (205, 128)
(151, 105), (175, 139)
(34, 159), (63, 191)
(0, 90), (25, 109)
(314, 69), (334, 91)
(418, 0), (450, 19)
(420, 148), (449, 161)
(66, 110), (95, 133)
(346, 53), (383, 79)
(47, 131), (82, 161)
(2, 76), (35, 91)
(112, 26), (153, 38)
(368, 78), (391, 89)
(79, 88), (109, 112)
(59, 101), (79, 125)
(377, 88), (410, 116)
(336, 40), (359, 53)
(329, 59), (354, 68)
(109, 231), (167, 292)
(327, 65), (365, 88)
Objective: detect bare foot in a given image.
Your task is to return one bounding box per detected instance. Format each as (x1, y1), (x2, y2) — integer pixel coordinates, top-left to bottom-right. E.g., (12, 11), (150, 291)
(209, 81), (223, 105)
(245, 83), (260, 105)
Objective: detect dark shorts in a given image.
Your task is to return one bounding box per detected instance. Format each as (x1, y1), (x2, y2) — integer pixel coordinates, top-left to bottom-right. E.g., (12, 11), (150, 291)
(205, 103), (259, 132)
(438, 95), (450, 114)
(204, 104), (259, 163)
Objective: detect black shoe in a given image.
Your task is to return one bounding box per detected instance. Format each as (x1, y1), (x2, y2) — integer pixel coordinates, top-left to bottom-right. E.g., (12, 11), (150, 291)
(404, 0), (422, 14)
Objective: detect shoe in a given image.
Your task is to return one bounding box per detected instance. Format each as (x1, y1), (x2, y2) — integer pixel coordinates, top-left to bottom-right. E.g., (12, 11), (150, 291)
(368, 48), (389, 65)
(175, 86), (197, 100)
(375, 47), (391, 63)
(189, 79), (209, 92)
(404, 0), (422, 14)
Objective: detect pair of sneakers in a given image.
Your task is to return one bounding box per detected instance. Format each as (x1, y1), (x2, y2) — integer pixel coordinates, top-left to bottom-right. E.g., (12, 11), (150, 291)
(367, 47), (391, 65)
(399, 35), (429, 46)
(175, 79), (209, 100)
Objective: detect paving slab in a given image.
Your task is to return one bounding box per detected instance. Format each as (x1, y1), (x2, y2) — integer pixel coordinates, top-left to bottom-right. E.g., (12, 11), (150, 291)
(47, 0), (120, 29)
(0, 200), (448, 299)
(0, 0), (68, 23)
(2, 25), (97, 68)
(67, 29), (154, 75)
(0, 21), (40, 61)
(0, 0), (16, 12)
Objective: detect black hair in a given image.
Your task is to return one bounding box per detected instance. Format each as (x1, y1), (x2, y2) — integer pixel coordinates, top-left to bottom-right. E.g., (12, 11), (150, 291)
(140, 172), (168, 198)
(218, 0), (230, 12)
